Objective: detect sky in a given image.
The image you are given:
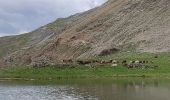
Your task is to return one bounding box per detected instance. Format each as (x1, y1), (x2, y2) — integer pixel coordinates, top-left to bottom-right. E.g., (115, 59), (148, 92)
(0, 0), (107, 37)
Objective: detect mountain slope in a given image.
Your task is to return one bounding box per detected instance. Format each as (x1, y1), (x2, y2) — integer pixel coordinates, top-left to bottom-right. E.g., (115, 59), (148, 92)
(1, 0), (170, 66)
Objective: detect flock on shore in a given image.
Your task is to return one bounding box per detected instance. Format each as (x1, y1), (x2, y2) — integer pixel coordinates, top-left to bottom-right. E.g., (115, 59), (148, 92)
(30, 55), (159, 69)
(62, 57), (158, 69)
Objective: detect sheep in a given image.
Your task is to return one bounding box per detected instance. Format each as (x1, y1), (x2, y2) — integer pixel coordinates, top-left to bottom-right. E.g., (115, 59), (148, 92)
(112, 60), (118, 64)
(112, 64), (118, 68)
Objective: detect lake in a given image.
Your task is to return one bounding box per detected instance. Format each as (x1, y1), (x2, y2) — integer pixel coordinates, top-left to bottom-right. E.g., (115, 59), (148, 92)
(0, 78), (170, 100)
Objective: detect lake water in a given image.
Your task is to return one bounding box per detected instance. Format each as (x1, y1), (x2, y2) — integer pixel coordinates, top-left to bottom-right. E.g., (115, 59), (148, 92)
(0, 78), (170, 100)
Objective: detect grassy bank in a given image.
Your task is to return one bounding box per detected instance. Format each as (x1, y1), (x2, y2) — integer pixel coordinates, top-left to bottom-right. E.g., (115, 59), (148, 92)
(0, 52), (170, 80)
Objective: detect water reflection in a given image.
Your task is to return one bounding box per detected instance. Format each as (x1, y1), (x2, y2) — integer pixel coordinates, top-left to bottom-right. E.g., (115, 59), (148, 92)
(0, 78), (170, 100)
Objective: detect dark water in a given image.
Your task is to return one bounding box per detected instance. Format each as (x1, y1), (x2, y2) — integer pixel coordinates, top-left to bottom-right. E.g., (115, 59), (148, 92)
(0, 78), (170, 100)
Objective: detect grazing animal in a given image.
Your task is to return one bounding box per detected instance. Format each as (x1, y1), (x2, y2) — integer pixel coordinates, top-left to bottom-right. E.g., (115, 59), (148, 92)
(132, 61), (135, 63)
(92, 60), (98, 63)
(135, 60), (139, 64)
(122, 60), (128, 67)
(154, 55), (158, 58)
(134, 60), (142, 68)
(112, 64), (118, 68)
(146, 61), (149, 63)
(100, 60), (104, 64)
(107, 59), (113, 64)
(122, 60), (127, 64)
(112, 60), (118, 64)
(77, 60), (92, 65)
(127, 63), (133, 68)
(143, 61), (147, 64)
(139, 61), (143, 64)
(127, 61), (134, 68)
(96, 60), (102, 64)
(62, 59), (73, 64)
(122, 60), (127, 63)
(100, 60), (113, 64)
(127, 60), (143, 69)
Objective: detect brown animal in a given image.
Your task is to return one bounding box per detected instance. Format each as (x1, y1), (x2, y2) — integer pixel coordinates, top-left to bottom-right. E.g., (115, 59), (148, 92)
(154, 55), (158, 58)
(92, 60), (98, 63)
(139, 61), (143, 64)
(122, 60), (128, 67)
(100, 60), (113, 64)
(141, 60), (149, 64)
(77, 60), (92, 65)
(62, 59), (73, 64)
(122, 60), (127, 64)
(146, 61), (149, 63)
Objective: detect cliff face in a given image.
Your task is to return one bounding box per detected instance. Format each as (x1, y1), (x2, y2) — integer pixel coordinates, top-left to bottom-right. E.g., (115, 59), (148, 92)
(1, 0), (170, 66)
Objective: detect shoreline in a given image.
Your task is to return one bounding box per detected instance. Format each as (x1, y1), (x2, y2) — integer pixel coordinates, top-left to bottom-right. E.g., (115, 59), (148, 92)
(0, 74), (170, 81)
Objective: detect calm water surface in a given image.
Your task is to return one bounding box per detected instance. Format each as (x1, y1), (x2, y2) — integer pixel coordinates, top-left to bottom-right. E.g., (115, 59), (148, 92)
(0, 78), (170, 100)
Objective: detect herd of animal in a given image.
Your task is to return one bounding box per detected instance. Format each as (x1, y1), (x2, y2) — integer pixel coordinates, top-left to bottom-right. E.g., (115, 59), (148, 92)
(62, 59), (157, 69)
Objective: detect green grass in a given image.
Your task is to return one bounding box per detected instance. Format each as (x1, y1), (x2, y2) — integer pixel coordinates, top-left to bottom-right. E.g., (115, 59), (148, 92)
(0, 52), (170, 80)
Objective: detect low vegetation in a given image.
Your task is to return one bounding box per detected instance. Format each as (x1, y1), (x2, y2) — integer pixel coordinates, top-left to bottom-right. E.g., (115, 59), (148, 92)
(0, 52), (170, 80)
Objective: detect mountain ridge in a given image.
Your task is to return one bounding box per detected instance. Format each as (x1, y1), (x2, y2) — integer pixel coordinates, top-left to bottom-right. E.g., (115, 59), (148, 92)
(0, 0), (170, 66)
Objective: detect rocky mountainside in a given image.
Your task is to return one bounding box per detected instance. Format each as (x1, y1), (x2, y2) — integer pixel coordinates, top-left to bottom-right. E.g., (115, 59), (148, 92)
(1, 0), (170, 66)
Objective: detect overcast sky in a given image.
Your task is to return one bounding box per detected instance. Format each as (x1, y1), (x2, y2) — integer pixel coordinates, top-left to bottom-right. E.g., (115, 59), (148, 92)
(0, 0), (107, 37)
